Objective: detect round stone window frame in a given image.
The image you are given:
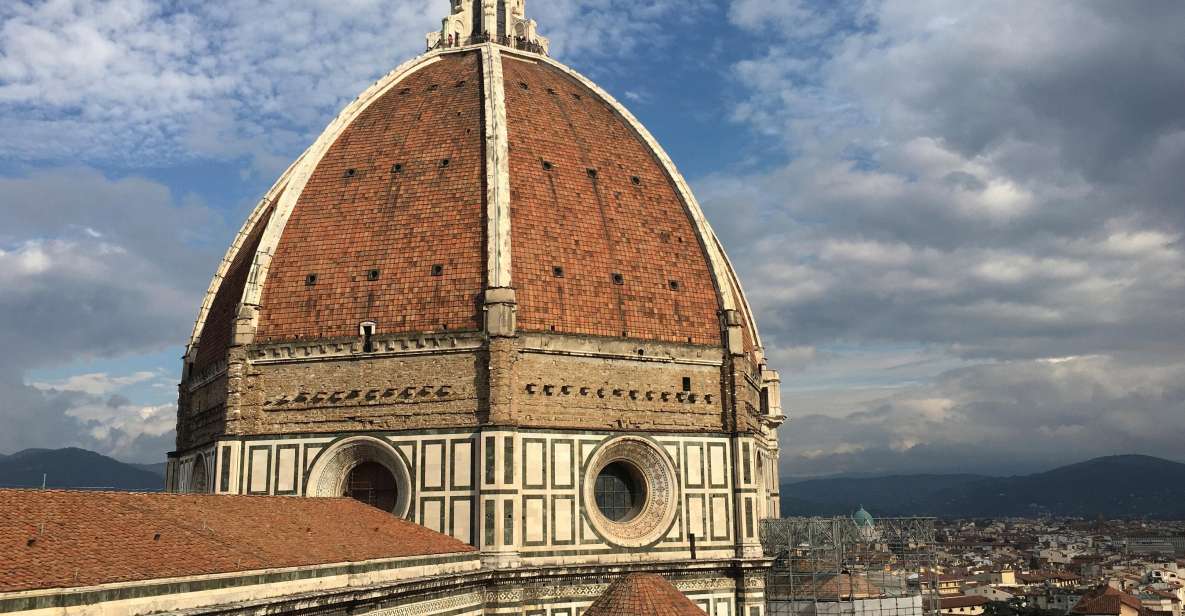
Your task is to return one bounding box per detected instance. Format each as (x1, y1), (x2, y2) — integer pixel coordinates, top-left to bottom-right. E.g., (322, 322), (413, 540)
(305, 436), (414, 518)
(583, 436), (679, 548)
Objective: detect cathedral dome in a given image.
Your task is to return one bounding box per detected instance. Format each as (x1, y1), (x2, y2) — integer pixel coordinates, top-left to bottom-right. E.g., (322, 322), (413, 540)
(186, 19), (762, 377)
(172, 5), (785, 571)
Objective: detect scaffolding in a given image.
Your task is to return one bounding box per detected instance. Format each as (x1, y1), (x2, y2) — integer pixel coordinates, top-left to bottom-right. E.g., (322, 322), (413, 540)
(760, 517), (939, 616)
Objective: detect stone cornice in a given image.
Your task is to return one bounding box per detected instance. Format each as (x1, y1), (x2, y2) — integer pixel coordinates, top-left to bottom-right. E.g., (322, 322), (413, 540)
(246, 332), (485, 365)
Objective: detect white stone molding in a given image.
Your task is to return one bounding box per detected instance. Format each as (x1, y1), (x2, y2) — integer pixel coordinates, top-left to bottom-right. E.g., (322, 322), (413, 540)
(364, 591), (483, 616)
(186, 157), (301, 354)
(714, 233), (766, 352)
(582, 436), (679, 548)
(305, 436), (413, 518)
(482, 43), (513, 290)
(238, 51), (451, 338)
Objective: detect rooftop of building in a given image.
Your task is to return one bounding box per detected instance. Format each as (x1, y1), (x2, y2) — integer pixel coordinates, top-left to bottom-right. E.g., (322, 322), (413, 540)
(1, 489), (475, 593)
(583, 573), (707, 616)
(1071, 585), (1145, 616)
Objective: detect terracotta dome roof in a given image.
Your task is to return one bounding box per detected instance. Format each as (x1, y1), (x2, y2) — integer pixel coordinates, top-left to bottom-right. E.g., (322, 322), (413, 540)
(584, 573), (707, 616)
(187, 44), (762, 374)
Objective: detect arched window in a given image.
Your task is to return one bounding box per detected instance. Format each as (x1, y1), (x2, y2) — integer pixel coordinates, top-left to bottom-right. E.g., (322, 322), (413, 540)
(345, 462), (397, 512)
(190, 456), (209, 494)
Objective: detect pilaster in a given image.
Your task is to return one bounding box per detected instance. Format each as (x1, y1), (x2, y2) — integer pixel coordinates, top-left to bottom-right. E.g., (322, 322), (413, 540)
(479, 429), (522, 569)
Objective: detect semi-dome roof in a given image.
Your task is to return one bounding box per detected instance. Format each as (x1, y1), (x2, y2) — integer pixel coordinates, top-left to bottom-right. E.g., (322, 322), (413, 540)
(186, 15), (762, 376)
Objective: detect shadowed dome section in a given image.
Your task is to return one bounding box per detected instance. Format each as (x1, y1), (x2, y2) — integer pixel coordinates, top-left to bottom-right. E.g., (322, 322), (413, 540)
(502, 57), (723, 345)
(193, 203), (276, 374)
(254, 52), (487, 342)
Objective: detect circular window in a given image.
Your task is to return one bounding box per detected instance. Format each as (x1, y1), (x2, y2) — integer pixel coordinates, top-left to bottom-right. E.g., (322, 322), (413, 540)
(594, 461), (646, 522)
(583, 436), (678, 548)
(345, 461), (397, 512)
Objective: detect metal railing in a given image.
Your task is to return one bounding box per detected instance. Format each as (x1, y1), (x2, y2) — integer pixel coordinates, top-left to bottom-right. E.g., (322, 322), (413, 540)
(430, 34), (547, 55)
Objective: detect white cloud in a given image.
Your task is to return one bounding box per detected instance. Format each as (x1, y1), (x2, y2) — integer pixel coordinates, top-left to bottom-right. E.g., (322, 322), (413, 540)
(709, 0), (1185, 475)
(65, 398), (174, 455)
(0, 0), (696, 172)
(32, 371), (158, 396)
(0, 167), (218, 463)
(781, 355), (1185, 478)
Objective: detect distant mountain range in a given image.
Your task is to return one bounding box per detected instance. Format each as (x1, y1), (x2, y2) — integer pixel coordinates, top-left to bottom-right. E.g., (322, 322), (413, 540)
(782, 455), (1185, 519)
(0, 448), (164, 491)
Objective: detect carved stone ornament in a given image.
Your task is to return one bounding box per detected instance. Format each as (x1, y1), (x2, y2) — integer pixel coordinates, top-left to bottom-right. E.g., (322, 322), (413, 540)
(582, 436), (679, 548)
(304, 436), (413, 518)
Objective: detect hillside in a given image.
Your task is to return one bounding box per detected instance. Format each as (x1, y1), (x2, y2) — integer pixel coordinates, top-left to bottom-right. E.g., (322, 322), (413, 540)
(132, 462), (169, 478)
(783, 473), (989, 516)
(782, 455), (1185, 519)
(0, 448), (164, 491)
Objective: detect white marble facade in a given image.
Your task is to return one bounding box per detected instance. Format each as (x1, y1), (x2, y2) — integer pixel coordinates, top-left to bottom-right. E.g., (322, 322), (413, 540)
(172, 428), (774, 568)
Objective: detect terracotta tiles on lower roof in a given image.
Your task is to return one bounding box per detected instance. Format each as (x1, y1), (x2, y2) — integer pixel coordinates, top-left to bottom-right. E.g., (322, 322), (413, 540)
(1072, 586), (1145, 616)
(583, 573), (708, 616)
(938, 596), (992, 609)
(0, 490), (475, 593)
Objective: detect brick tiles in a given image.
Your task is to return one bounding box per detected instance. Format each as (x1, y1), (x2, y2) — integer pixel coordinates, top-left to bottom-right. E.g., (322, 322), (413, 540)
(195, 205), (275, 373)
(0, 489), (474, 593)
(583, 573), (709, 616)
(502, 58), (723, 346)
(256, 52), (486, 342)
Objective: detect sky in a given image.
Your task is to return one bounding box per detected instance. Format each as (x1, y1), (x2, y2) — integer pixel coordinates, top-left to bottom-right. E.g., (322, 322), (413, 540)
(1, 0), (1182, 478)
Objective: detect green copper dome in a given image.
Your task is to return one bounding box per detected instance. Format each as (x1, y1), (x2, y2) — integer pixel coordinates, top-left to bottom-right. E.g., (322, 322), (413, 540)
(853, 506), (874, 527)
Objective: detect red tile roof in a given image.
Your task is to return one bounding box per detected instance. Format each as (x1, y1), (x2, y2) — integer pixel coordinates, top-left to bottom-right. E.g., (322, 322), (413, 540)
(503, 58), (723, 345)
(194, 48), (769, 363)
(0, 490), (475, 593)
(584, 573), (707, 616)
(256, 52), (487, 342)
(1071, 586), (1144, 616)
(940, 596), (992, 609)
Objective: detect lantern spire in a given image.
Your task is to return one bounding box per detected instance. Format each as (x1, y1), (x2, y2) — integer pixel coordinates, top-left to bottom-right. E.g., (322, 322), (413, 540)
(427, 0), (550, 55)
